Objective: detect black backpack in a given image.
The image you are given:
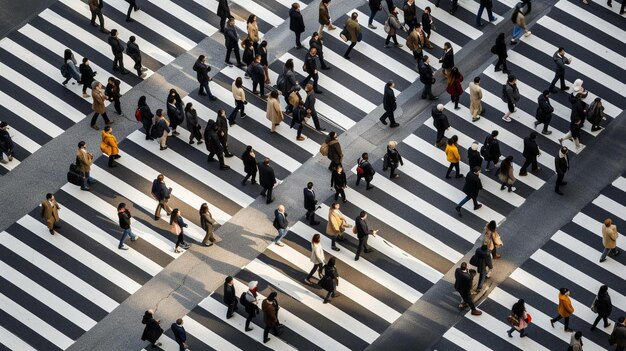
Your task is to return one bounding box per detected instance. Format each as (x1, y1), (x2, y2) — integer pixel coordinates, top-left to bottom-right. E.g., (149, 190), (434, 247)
(240, 292), (249, 307)
(480, 137), (490, 158)
(501, 84), (508, 102)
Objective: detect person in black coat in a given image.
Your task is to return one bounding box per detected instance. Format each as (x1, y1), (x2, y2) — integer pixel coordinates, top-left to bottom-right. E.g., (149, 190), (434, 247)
(258, 158), (276, 204)
(484, 130), (501, 171)
(432, 104), (450, 147)
(171, 319), (187, 351)
(193, 55), (217, 100)
(519, 132), (541, 176)
(273, 205), (288, 245)
(330, 164), (348, 203)
(473, 244), (493, 292)
(0, 122), (15, 163)
(387, 141), (404, 179)
(223, 18), (243, 67)
(356, 152), (375, 189)
(215, 109), (232, 157)
(303, 182), (320, 225)
(591, 285), (613, 331)
(289, 3), (305, 48)
(380, 81), (399, 127)
(421, 6), (432, 38)
(368, 0), (382, 27)
(105, 76), (122, 115)
(117, 202), (138, 250)
(493, 33), (510, 74)
(167, 94), (184, 136)
(456, 166), (483, 215)
(79, 58), (97, 97)
(247, 55), (266, 96)
(224, 276), (238, 319)
(141, 309), (163, 348)
(241, 146), (257, 185)
(151, 174), (172, 220)
(204, 120), (229, 170)
(535, 90), (554, 135)
(355, 211), (376, 261)
(475, 0), (496, 27)
(108, 30), (130, 74)
(454, 262), (482, 315)
(419, 55), (437, 100)
(309, 32), (330, 70)
(554, 146), (569, 195)
(569, 92), (587, 128)
(468, 142), (483, 172)
(126, 36), (146, 78)
(302, 47), (322, 94)
(321, 257), (340, 304)
(217, 0), (231, 32)
(125, 0), (139, 22)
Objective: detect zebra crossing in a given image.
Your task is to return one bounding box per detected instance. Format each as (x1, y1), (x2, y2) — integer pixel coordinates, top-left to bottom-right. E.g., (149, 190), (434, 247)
(435, 173), (626, 351)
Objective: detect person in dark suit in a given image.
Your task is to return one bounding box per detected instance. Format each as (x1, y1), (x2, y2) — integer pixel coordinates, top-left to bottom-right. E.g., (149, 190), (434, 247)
(535, 90), (554, 135)
(247, 55), (265, 96)
(241, 146), (257, 185)
(108, 29), (130, 74)
(289, 3), (305, 48)
(167, 95), (183, 136)
(519, 132), (541, 176)
(217, 0), (231, 32)
(484, 130), (501, 171)
(454, 262), (482, 315)
(193, 55), (217, 100)
(309, 32), (330, 70)
(355, 211), (377, 261)
(380, 80), (399, 127)
(548, 47), (571, 93)
(554, 146), (569, 195)
(474, 244), (493, 292)
(303, 182), (320, 225)
(89, 0), (109, 33)
(258, 158), (276, 204)
(126, 36), (146, 78)
(41, 193), (61, 235)
(204, 120), (229, 170)
(302, 47), (322, 94)
(419, 55), (438, 100)
(171, 318), (187, 351)
(432, 104), (450, 147)
(151, 174), (172, 220)
(330, 165), (348, 203)
(140, 309), (163, 348)
(356, 153), (375, 190)
(125, 0), (140, 22)
(223, 17), (243, 67)
(455, 166), (483, 215)
(224, 276), (238, 318)
(79, 58), (97, 98)
(215, 109), (232, 157)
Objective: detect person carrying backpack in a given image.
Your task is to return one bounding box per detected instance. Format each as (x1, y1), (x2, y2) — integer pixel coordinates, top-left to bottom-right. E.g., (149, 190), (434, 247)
(384, 7), (404, 48)
(242, 281), (260, 332)
(356, 153), (375, 189)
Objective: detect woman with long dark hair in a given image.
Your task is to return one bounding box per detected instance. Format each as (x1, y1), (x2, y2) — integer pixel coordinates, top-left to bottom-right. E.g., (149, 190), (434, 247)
(446, 67), (464, 110)
(321, 257), (340, 304)
(507, 299), (529, 337)
(590, 285), (613, 331)
(137, 96), (154, 140)
(497, 156), (517, 192)
(169, 209), (190, 253)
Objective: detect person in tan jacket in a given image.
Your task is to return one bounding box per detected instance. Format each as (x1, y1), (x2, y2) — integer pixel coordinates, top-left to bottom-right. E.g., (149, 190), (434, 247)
(483, 220), (503, 259)
(91, 81), (113, 130)
(318, 0), (335, 37)
(469, 77), (483, 122)
(406, 24), (430, 66)
(41, 193), (61, 235)
(247, 15), (260, 52)
(600, 218), (620, 262)
(343, 12), (361, 59)
(100, 126), (120, 168)
(266, 91), (283, 133)
(326, 202), (351, 251)
(76, 141), (96, 190)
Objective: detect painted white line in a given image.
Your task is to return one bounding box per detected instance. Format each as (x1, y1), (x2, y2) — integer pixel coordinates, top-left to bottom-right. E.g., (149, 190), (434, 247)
(394, 4), (481, 40)
(181, 314), (242, 351)
(148, 0), (218, 36)
(592, 194), (626, 226)
(555, 0), (626, 40)
(230, 0), (284, 26)
(443, 327), (495, 351)
(571, 212), (604, 239)
(611, 176), (626, 193)
(0, 325), (37, 351)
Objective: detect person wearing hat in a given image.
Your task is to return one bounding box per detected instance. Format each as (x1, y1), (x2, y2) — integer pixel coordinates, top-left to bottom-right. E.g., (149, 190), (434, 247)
(386, 141), (403, 179)
(519, 132), (541, 176)
(0, 122), (15, 164)
(380, 81), (399, 128)
(535, 90), (554, 135)
(548, 47), (572, 93)
(554, 146), (569, 195)
(550, 288), (575, 332)
(432, 104), (450, 147)
(262, 292), (283, 343)
(244, 281), (260, 331)
(572, 79), (588, 99)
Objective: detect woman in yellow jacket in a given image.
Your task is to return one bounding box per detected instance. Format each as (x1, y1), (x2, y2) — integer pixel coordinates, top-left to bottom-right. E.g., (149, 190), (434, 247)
(326, 202), (351, 251)
(100, 126), (120, 168)
(550, 288), (574, 332)
(445, 135), (463, 179)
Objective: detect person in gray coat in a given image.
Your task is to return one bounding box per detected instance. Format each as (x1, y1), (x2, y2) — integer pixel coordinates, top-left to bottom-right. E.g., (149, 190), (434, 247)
(548, 47), (571, 93)
(384, 8), (404, 48)
(223, 17), (244, 67)
(184, 102), (203, 145)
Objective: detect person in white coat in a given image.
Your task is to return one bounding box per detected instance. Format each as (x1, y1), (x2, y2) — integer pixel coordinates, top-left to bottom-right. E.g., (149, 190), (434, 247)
(305, 233), (325, 284)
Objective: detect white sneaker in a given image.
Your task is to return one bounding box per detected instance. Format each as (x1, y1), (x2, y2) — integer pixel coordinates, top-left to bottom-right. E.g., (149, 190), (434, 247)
(275, 241), (285, 247)
(524, 31), (531, 37)
(502, 116), (512, 122)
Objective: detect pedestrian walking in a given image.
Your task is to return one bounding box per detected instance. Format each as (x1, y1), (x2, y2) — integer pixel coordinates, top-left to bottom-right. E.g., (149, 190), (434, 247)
(384, 7), (404, 48)
(569, 331), (584, 351)
(184, 103), (202, 145)
(497, 156), (517, 192)
(141, 310), (163, 349)
(440, 42), (454, 79)
(303, 182), (320, 225)
(309, 32), (330, 70)
(407, 24), (426, 68)
(126, 36), (147, 78)
(455, 166), (483, 215)
(259, 158), (276, 204)
(41, 193), (61, 235)
(403, 0), (418, 29)
(154, 109), (170, 150)
(242, 39), (255, 72)
(79, 58), (96, 98)
(591, 285), (613, 331)
(241, 146), (257, 185)
(445, 135), (463, 179)
(136, 96), (154, 140)
(228, 77), (247, 126)
(320, 257), (341, 304)
(247, 55), (266, 96)
(193, 55), (217, 100)
(326, 131), (343, 171)
(554, 146), (569, 195)
(204, 120), (229, 170)
(217, 0), (231, 32)
(469, 77), (483, 122)
(507, 299), (530, 337)
(492, 33), (510, 74)
(170, 209), (190, 253)
(446, 67), (464, 110)
(108, 30), (130, 74)
(548, 47), (572, 93)
(476, 0), (497, 26)
(100, 126), (120, 168)
(327, 202), (350, 251)
(368, 0), (382, 29)
(343, 12), (361, 60)
(600, 218), (620, 262)
(290, 100), (307, 141)
(550, 287), (575, 332)
(280, 59), (298, 112)
(266, 90), (284, 133)
(519, 132), (541, 176)
(75, 141), (95, 191)
(272, 205), (288, 246)
(171, 318), (188, 351)
(432, 104), (450, 147)
(289, 3), (305, 49)
(472, 244), (493, 292)
(215, 109), (232, 156)
(89, 0), (109, 33)
(258, 40), (271, 85)
(454, 262), (483, 315)
(483, 220), (503, 258)
(386, 141), (404, 179)
(569, 90), (588, 127)
(304, 83), (324, 131)
(356, 153), (375, 190)
(510, 5), (531, 45)
(167, 91), (184, 136)
(422, 6), (434, 38)
(502, 74), (520, 122)
(117, 203), (138, 250)
(125, 0), (140, 22)
(90, 81), (112, 130)
(379, 80), (400, 127)
(247, 15), (260, 53)
(61, 49), (81, 85)
(224, 18), (244, 67)
(199, 203), (217, 247)
(611, 316), (626, 350)
(224, 276), (238, 318)
(243, 281), (260, 331)
(105, 76), (122, 115)
(354, 211), (377, 261)
(468, 141), (483, 171)
(305, 233), (325, 283)
(151, 174), (172, 220)
(262, 292), (283, 343)
(330, 164), (348, 203)
(318, 0), (335, 38)
(418, 55), (438, 100)
(560, 118), (584, 150)
(587, 98), (605, 131)
(534, 90), (554, 135)
(483, 130), (501, 171)
(302, 47), (322, 94)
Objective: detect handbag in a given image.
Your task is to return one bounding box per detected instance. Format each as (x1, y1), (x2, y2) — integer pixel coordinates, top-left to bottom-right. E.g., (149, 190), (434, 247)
(590, 296), (598, 313)
(340, 28), (349, 42)
(506, 314), (520, 327)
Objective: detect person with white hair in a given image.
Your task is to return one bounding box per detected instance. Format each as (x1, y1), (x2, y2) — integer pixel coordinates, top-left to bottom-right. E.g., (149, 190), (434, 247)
(386, 141), (404, 179)
(432, 104), (450, 147)
(244, 281), (260, 331)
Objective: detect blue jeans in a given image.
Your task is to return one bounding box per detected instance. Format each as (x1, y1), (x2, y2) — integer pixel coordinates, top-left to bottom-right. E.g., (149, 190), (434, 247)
(369, 8), (379, 25)
(476, 5), (495, 24)
(512, 25), (523, 40)
(457, 195), (478, 209)
(119, 228), (137, 248)
(81, 172), (95, 189)
(275, 228), (287, 243)
(199, 81), (215, 98)
(477, 271), (486, 290)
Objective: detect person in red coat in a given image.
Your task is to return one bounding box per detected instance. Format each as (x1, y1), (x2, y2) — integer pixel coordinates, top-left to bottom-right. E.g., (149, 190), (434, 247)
(446, 67), (464, 110)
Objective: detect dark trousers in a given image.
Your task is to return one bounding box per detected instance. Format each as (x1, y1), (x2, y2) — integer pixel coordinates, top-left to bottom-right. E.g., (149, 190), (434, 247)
(295, 31), (302, 47)
(307, 263), (323, 279)
(555, 172), (565, 192)
(305, 208), (316, 224)
(90, 10), (105, 29)
(520, 156), (538, 173)
(451, 95), (460, 109)
(310, 111), (322, 130)
(225, 45), (242, 65)
(549, 72), (566, 91)
(334, 186), (346, 201)
(226, 300), (238, 318)
(112, 97), (121, 114)
(508, 327), (527, 336)
(261, 186), (273, 202)
(422, 83), (434, 99)
(476, 5), (495, 24)
(412, 50), (423, 65)
(592, 315), (609, 328)
(551, 315), (570, 329)
(264, 325), (279, 341)
(446, 162), (460, 177)
(380, 110), (396, 124)
(126, 0), (138, 19)
(228, 100), (245, 122)
(458, 195), (479, 208)
(302, 72), (319, 92)
(368, 8), (379, 25)
(318, 52), (329, 69)
(208, 152), (225, 167)
(175, 232), (185, 249)
(460, 291), (476, 311)
(112, 53), (125, 70)
(355, 236), (369, 260)
(252, 79), (265, 95)
(495, 57), (508, 72)
(385, 34), (398, 45)
(131, 56), (143, 76)
(83, 79), (93, 94)
(344, 42), (357, 58)
(219, 16), (227, 32)
(243, 170), (257, 184)
(389, 164), (398, 178)
(143, 120), (153, 139)
(356, 174), (372, 188)
(91, 112), (110, 126)
(199, 81), (214, 98)
(245, 312), (255, 329)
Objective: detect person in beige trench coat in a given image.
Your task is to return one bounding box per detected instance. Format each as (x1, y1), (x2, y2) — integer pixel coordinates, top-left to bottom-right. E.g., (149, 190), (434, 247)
(326, 202), (351, 251)
(469, 77), (483, 122)
(266, 90), (284, 133)
(600, 218), (620, 262)
(91, 81), (112, 130)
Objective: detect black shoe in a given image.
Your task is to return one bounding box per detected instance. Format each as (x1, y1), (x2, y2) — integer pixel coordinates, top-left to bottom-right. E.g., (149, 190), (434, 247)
(266, 199), (274, 204)
(263, 338), (271, 344)
(550, 88), (558, 93)
(311, 221), (320, 225)
(364, 248), (374, 253)
(455, 174), (464, 178)
(160, 146), (168, 150)
(379, 117), (388, 125)
(198, 92), (207, 96)
(331, 246), (340, 251)
(561, 181), (568, 185)
(101, 28), (110, 34)
(224, 153), (234, 158)
(321, 66), (331, 70)
(209, 96), (218, 101)
(121, 69), (131, 75)
(241, 179), (247, 186)
(366, 186), (374, 190)
(561, 86), (570, 91)
(126, 18), (134, 22)
(474, 204), (482, 210)
(80, 187), (91, 191)
(494, 67), (502, 72)
(49, 229), (54, 235)
(220, 165), (231, 170)
(245, 327), (253, 332)
(91, 22), (98, 27)
(315, 90), (323, 94)
(555, 190), (564, 195)
(390, 123), (400, 128)
(429, 96), (439, 100)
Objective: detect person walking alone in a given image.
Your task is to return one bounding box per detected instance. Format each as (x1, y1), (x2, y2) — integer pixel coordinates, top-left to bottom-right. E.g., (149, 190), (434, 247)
(433, 104), (450, 147)
(289, 3), (305, 49)
(320, 257), (340, 304)
(90, 81), (112, 130)
(368, 0), (382, 29)
(445, 135), (463, 179)
(79, 58), (96, 98)
(476, 0), (497, 26)
(273, 205), (288, 246)
(108, 29), (130, 74)
(141, 310), (163, 349)
(502, 75), (520, 122)
(61, 49), (81, 86)
(591, 285), (613, 331)
(223, 18), (244, 67)
(126, 36), (147, 78)
(497, 156), (517, 192)
(89, 0), (109, 34)
(468, 141), (483, 171)
(204, 120), (229, 170)
(171, 318), (188, 351)
(76, 141), (96, 191)
(354, 211), (377, 261)
(419, 55), (438, 100)
(184, 103), (203, 145)
(117, 202), (139, 250)
(327, 202), (350, 251)
(380, 80), (400, 128)
(440, 42), (454, 79)
(469, 77), (483, 122)
(262, 292), (283, 343)
(153, 110), (170, 150)
(403, 0), (418, 29)
(384, 7), (404, 48)
(343, 12), (361, 60)
(507, 299), (529, 337)
(446, 67), (464, 110)
(305, 233), (325, 283)
(330, 164), (348, 203)
(244, 281), (260, 331)
(137, 96), (154, 140)
(550, 287), (575, 332)
(224, 276), (238, 318)
(555, 146), (569, 195)
(510, 5), (531, 45)
(548, 47), (572, 93)
(569, 331), (584, 351)
(318, 0), (335, 38)
(100, 126), (120, 168)
(535, 90), (554, 135)
(600, 218), (620, 262)
(303, 182), (320, 225)
(492, 33), (510, 74)
(386, 141), (403, 179)
(519, 132), (541, 176)
(215, 109), (232, 156)
(483, 130), (501, 171)
(258, 158), (276, 204)
(456, 166), (483, 215)
(151, 174), (172, 220)
(228, 77), (247, 125)
(170, 209), (190, 253)
(125, 0), (140, 22)
(241, 146), (257, 185)
(266, 90), (284, 133)
(302, 47), (322, 94)
(193, 55), (218, 100)
(356, 153), (375, 190)
(483, 220), (503, 258)
(326, 131), (343, 171)
(41, 193), (61, 235)
(454, 262), (483, 315)
(217, 0), (230, 32)
(199, 203), (217, 247)
(473, 244), (493, 292)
